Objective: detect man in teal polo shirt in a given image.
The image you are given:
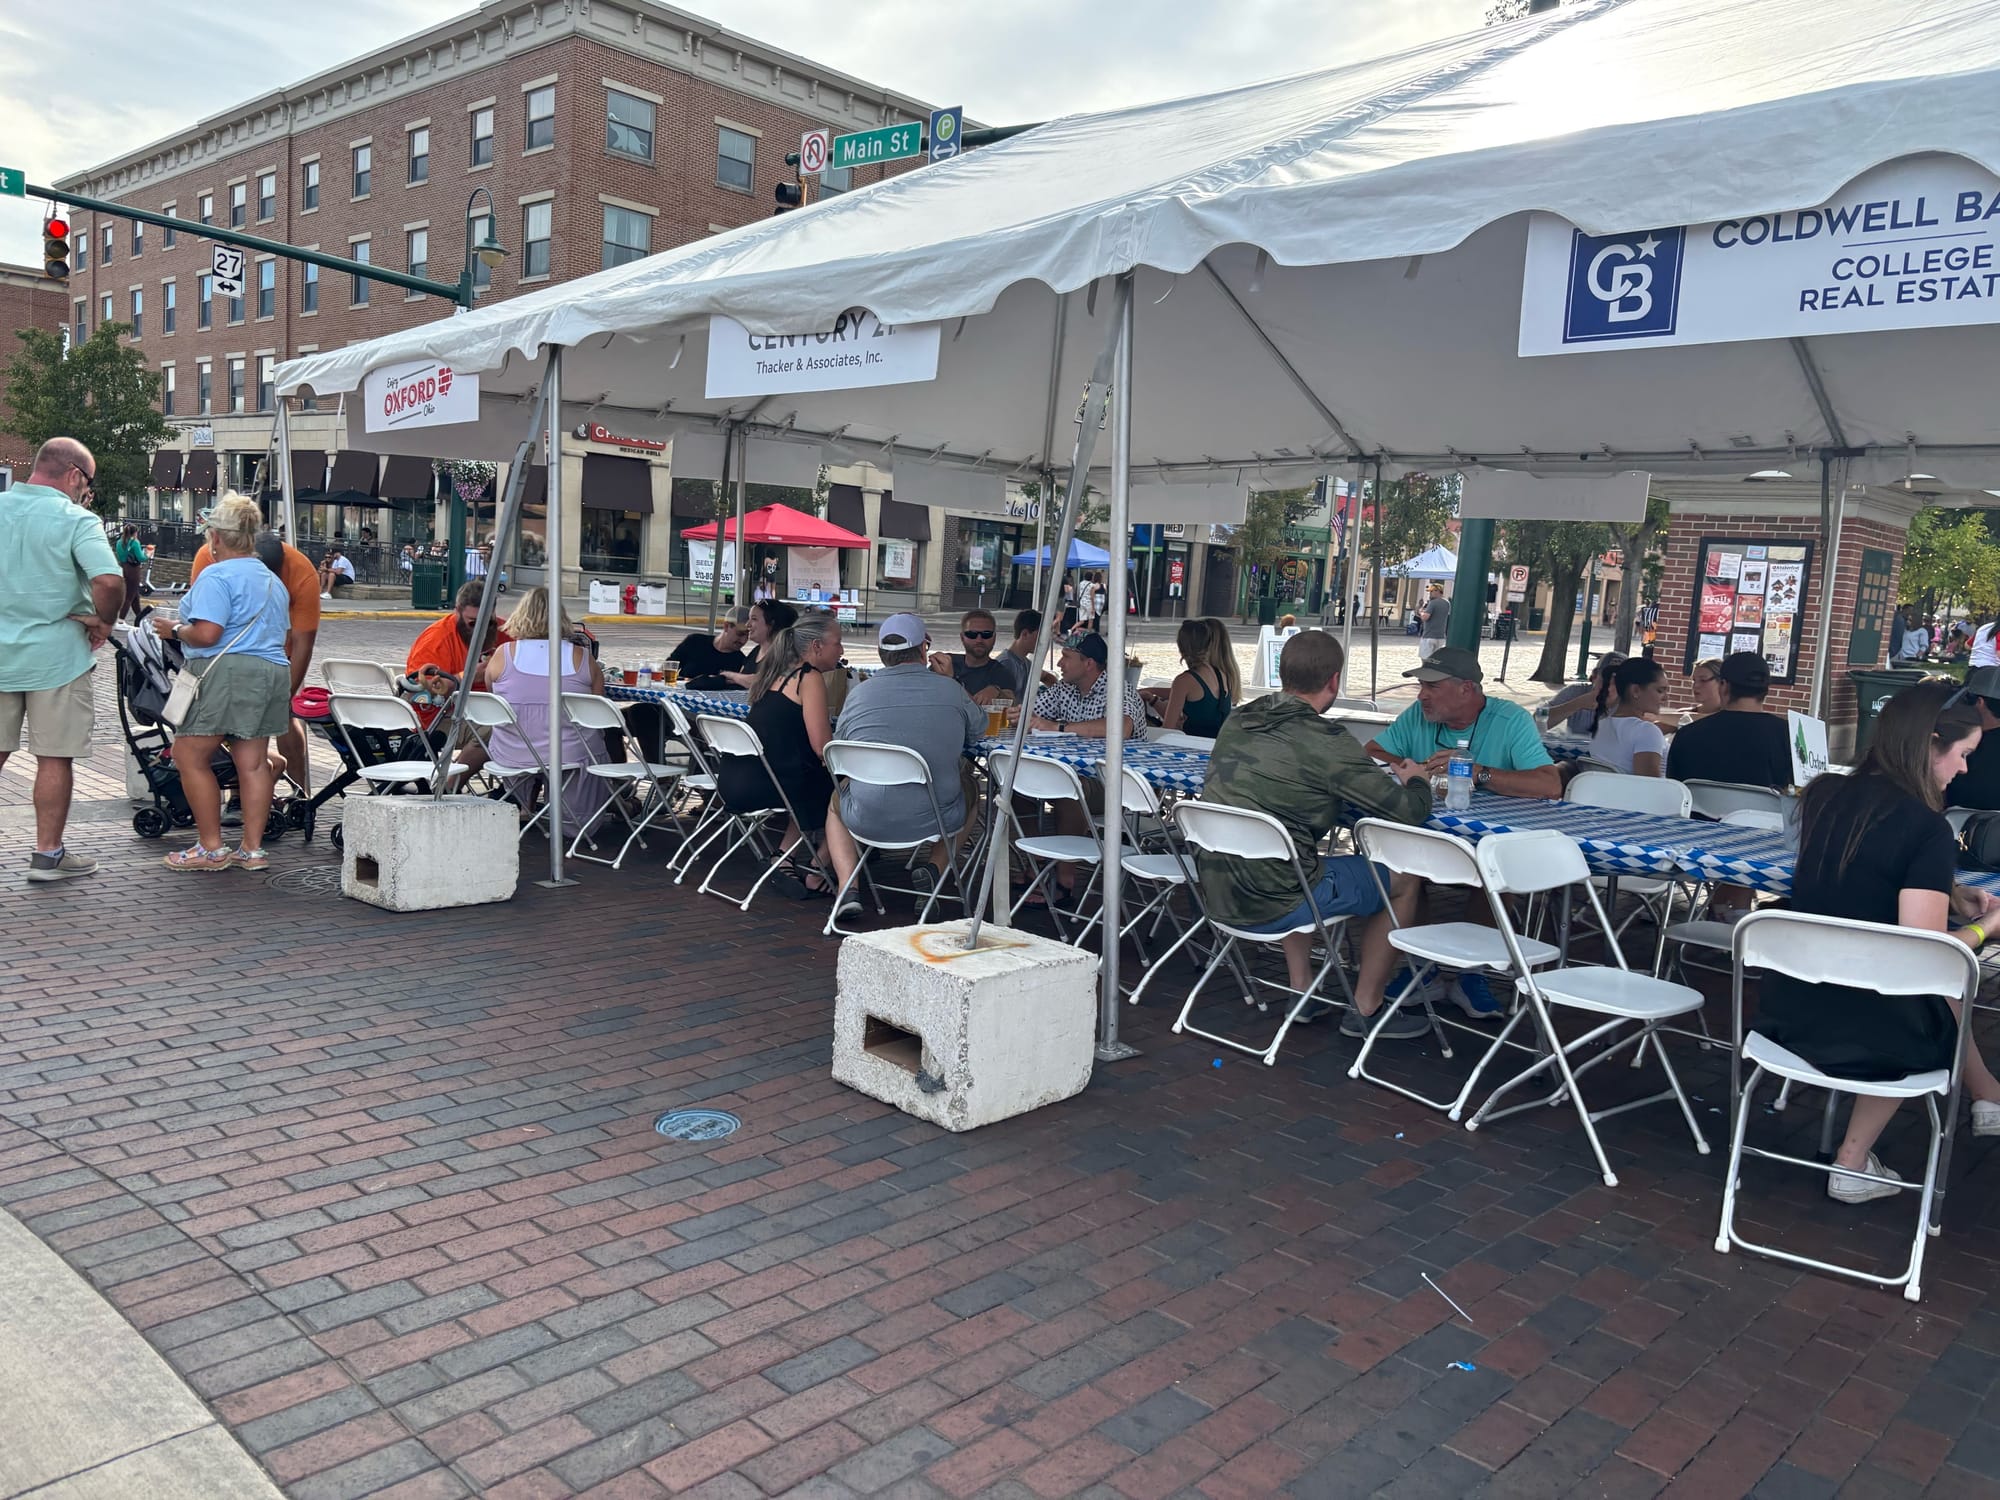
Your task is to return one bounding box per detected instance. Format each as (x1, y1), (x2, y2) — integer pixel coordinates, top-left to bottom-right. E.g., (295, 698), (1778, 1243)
(0, 438), (124, 882)
(1363, 646), (1561, 800)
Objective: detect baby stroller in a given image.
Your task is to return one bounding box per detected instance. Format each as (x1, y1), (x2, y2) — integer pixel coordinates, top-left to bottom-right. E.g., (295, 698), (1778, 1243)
(290, 672), (458, 851)
(112, 618), (296, 842)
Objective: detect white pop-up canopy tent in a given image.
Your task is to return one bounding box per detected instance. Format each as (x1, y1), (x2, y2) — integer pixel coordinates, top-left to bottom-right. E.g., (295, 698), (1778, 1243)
(280, 0), (2000, 1049)
(1388, 547), (1460, 581)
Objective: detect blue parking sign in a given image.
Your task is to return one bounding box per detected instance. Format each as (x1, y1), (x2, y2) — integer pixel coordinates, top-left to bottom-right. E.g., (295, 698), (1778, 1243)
(928, 107), (963, 164)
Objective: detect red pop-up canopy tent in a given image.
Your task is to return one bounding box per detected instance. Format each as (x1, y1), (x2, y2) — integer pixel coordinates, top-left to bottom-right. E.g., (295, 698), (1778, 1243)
(681, 502), (868, 548)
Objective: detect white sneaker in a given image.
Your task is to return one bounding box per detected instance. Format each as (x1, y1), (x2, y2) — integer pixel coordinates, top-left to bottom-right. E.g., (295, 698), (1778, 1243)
(320, 591), (332, 599)
(1973, 1100), (2000, 1137)
(1828, 1153), (1903, 1204)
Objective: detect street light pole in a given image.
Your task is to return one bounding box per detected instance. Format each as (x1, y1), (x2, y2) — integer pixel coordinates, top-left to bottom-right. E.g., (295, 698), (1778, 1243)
(446, 189), (510, 596)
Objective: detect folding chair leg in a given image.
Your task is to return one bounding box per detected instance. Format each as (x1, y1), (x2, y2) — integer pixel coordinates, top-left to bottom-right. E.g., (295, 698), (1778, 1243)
(1465, 997), (1622, 1186)
(1713, 1065), (1765, 1254)
(1127, 916), (1206, 1008)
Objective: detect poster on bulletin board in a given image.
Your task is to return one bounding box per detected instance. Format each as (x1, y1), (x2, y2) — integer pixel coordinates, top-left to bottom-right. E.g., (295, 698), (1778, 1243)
(1683, 536), (1814, 684)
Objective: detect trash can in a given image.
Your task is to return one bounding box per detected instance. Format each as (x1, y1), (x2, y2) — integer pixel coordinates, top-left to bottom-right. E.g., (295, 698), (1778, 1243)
(410, 560), (448, 612)
(1850, 668), (1931, 757)
(1528, 606), (1546, 632)
(1256, 595), (1279, 626)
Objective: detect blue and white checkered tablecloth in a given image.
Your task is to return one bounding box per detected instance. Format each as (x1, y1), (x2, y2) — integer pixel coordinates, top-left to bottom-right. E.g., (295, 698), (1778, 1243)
(1427, 795), (1697, 879)
(1544, 736), (1594, 762)
(973, 734), (1214, 795)
(606, 684), (750, 720)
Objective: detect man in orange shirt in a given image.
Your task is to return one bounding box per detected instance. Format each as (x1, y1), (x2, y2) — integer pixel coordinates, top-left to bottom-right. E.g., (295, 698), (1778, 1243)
(405, 585), (508, 771)
(190, 529), (320, 791)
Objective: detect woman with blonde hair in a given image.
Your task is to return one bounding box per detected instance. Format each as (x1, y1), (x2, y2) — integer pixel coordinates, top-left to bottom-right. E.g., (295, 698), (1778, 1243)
(1145, 617), (1240, 738)
(150, 493), (292, 872)
(477, 587), (610, 828)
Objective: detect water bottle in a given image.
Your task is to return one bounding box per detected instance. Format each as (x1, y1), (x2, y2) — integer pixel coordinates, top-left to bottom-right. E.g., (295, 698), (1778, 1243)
(1447, 754), (1474, 811)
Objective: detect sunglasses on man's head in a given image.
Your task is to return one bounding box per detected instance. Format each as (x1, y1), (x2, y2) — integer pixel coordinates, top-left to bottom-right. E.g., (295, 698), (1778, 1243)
(962, 629), (994, 640)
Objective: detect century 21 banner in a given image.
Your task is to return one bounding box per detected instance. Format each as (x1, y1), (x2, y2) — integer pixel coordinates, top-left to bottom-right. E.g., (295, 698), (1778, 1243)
(1519, 155), (2000, 356)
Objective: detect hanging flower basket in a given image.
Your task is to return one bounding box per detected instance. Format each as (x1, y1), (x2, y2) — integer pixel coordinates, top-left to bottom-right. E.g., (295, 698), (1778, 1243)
(434, 458), (497, 505)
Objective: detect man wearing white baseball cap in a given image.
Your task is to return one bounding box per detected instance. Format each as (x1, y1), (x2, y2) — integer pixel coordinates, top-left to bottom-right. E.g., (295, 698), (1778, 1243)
(823, 613), (987, 893)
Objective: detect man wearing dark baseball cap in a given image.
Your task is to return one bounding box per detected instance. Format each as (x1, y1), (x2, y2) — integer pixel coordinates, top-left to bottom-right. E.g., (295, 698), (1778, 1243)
(1363, 646), (1561, 801)
(1030, 630), (1146, 740)
(1947, 664), (2000, 810)
(1663, 651), (1793, 789)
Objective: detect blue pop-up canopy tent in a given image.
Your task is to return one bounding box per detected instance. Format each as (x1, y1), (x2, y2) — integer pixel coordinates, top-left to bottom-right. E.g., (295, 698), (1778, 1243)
(1012, 538), (1113, 569)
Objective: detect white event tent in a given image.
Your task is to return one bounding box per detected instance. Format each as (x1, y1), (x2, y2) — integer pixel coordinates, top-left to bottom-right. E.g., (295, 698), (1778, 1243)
(280, 0), (2000, 1053)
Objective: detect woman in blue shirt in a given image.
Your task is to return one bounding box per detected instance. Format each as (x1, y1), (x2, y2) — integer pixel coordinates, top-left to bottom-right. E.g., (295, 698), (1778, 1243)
(150, 494), (292, 872)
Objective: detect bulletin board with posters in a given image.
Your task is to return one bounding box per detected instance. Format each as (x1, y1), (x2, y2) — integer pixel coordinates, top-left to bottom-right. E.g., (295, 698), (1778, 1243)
(1683, 537), (1814, 685)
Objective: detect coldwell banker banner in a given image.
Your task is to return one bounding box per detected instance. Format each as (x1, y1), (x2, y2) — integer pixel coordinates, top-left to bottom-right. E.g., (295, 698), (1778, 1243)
(705, 310), (941, 398)
(363, 358), (480, 431)
(1520, 157), (2000, 356)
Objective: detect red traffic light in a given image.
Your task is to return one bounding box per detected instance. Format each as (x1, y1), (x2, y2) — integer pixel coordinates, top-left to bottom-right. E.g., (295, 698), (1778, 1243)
(44, 217), (67, 239)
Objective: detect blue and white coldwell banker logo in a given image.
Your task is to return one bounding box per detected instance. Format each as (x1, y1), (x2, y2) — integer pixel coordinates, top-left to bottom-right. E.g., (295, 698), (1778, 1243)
(1562, 226), (1687, 345)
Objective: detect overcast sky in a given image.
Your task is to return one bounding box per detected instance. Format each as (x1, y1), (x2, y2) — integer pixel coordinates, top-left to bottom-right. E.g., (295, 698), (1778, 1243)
(0, 0), (1491, 268)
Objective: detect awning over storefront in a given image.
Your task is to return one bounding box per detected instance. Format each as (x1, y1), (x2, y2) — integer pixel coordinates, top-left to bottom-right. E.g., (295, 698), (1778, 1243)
(327, 450), (379, 497)
(581, 453), (654, 513)
(183, 450), (217, 493)
(669, 477), (713, 519)
(875, 491), (929, 542)
(825, 483), (866, 537)
(379, 454), (435, 502)
(149, 450), (183, 488)
(290, 449), (327, 496)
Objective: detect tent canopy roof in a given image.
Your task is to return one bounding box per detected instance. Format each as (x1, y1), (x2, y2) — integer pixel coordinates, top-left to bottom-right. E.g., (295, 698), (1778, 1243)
(1388, 546), (1460, 580)
(680, 502), (868, 548)
(280, 0), (2000, 492)
(1013, 539), (1112, 569)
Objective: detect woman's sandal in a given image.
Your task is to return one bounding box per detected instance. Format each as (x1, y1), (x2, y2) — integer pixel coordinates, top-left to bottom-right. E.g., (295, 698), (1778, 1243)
(163, 845), (235, 872)
(229, 848), (269, 871)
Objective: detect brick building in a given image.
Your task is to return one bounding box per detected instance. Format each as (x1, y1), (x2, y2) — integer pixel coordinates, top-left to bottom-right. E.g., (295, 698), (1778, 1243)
(0, 261), (71, 482)
(53, 0), (950, 590)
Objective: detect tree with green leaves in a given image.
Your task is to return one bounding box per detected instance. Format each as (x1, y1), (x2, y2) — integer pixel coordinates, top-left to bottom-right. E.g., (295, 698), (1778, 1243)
(1502, 517), (1614, 683)
(1903, 507), (2000, 619)
(1605, 491), (1673, 655)
(1367, 472), (1457, 572)
(3, 323), (173, 517)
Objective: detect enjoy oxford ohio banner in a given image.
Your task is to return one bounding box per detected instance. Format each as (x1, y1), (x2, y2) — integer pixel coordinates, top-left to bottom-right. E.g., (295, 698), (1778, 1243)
(1519, 156), (2000, 355)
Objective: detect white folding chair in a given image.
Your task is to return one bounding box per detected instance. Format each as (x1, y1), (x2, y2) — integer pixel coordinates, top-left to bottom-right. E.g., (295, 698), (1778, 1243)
(1715, 910), (1979, 1301)
(695, 712), (828, 910)
(989, 750), (1107, 945)
(1116, 770), (1214, 1005)
(823, 740), (966, 936)
(321, 659), (399, 695)
(1656, 805), (1786, 994)
(560, 692), (688, 869)
(1684, 779), (1787, 823)
(1566, 770), (1693, 961)
(1349, 820), (1560, 1115)
(1169, 800), (1359, 1065)
(1462, 830), (1713, 1186)
(460, 692), (571, 842)
(329, 694), (470, 792)
(658, 696), (727, 880)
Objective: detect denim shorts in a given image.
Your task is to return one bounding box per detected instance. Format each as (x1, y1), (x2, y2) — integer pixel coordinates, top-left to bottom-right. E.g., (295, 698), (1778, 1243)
(1239, 854), (1389, 934)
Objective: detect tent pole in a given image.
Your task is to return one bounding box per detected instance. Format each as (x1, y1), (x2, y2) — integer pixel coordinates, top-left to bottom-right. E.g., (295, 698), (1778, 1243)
(275, 401), (296, 543)
(1340, 466), (1358, 678)
(1098, 273), (1138, 1062)
(968, 276), (1132, 951)
(1369, 459), (1383, 702)
(1811, 451), (1845, 719)
(734, 428), (749, 611)
(542, 347), (575, 887)
(703, 423), (734, 633)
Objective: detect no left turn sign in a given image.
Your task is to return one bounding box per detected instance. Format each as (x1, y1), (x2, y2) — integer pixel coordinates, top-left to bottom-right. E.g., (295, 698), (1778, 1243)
(799, 129), (830, 175)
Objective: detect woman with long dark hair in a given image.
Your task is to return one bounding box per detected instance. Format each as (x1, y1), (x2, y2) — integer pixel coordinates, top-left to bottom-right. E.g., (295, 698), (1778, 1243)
(1588, 656), (1670, 775)
(1756, 681), (2000, 1202)
(1144, 618), (1240, 738)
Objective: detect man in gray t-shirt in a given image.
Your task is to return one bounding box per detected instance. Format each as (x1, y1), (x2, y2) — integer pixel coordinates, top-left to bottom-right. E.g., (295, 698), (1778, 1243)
(1417, 584), (1450, 661)
(835, 613), (986, 848)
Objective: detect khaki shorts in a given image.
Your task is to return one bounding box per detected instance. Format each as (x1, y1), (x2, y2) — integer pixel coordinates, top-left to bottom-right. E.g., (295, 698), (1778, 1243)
(0, 670), (95, 758)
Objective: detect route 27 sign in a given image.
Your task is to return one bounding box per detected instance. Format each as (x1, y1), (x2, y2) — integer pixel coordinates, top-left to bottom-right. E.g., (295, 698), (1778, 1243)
(210, 244), (246, 300)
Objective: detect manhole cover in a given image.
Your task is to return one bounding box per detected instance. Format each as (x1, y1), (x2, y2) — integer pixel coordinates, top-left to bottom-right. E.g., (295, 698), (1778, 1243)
(265, 866), (346, 896)
(654, 1109), (741, 1142)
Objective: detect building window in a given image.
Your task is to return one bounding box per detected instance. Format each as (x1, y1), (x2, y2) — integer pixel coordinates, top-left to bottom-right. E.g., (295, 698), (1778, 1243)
(302, 261), (318, 313)
(197, 363), (211, 415)
(257, 259), (275, 318)
(162, 364), (175, 416)
(130, 289), (143, 338)
(100, 294), (112, 326)
(163, 281), (176, 334)
(257, 355), (274, 414)
(258, 171), (276, 220)
(606, 90), (654, 161)
(229, 182), (246, 227)
(470, 215), (492, 290)
(132, 221), (144, 256)
(198, 192), (213, 226)
(522, 201), (552, 277)
(602, 205), (650, 269)
(526, 85), (555, 151)
(75, 231), (86, 271)
(351, 238), (370, 304)
(820, 164), (854, 195)
(102, 224), (114, 264)
(407, 228), (428, 281)
(72, 300), (84, 343)
(198, 274), (213, 329)
(228, 357), (244, 413)
(228, 285), (243, 324)
(717, 127), (755, 192)
(407, 126), (429, 184)
(352, 144), (371, 197)
(302, 161), (319, 211)
(471, 108), (494, 166)
(162, 212), (175, 249)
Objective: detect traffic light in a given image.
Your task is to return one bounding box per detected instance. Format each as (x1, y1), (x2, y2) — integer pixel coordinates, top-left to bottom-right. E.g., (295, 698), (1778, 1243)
(773, 182), (804, 214)
(42, 216), (69, 281)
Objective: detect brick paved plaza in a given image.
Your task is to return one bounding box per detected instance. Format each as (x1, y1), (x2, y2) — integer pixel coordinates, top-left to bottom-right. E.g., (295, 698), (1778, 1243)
(3, 620), (2000, 1499)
